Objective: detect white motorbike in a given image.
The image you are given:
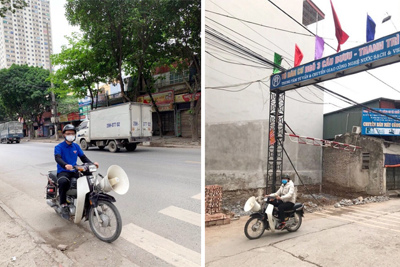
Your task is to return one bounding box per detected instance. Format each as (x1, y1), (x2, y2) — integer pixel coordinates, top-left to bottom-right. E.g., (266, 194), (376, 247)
(46, 163), (129, 243)
(243, 196), (304, 240)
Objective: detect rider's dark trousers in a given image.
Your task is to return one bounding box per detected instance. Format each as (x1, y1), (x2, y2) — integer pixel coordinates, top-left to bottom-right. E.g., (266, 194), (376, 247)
(271, 199), (295, 223)
(57, 172), (79, 205)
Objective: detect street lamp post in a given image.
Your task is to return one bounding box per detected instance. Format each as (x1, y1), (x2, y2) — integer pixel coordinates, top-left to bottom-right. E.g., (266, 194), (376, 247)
(46, 23), (58, 141)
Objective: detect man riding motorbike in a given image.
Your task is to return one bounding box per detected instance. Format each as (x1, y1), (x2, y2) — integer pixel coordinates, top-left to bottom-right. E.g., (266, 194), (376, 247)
(54, 124), (98, 220)
(267, 174), (296, 229)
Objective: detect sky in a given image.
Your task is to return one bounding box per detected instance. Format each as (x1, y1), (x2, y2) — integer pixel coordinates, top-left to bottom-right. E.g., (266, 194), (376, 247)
(306, 0), (400, 113)
(49, 0), (79, 54)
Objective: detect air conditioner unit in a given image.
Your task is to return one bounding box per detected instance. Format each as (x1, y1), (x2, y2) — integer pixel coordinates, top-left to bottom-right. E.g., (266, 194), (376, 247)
(352, 126), (361, 134)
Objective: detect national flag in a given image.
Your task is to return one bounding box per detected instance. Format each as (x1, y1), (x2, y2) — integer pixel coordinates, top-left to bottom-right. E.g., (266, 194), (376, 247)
(294, 44), (303, 67)
(330, 0), (349, 52)
(315, 35), (324, 60)
(366, 14), (376, 42)
(273, 52), (282, 74)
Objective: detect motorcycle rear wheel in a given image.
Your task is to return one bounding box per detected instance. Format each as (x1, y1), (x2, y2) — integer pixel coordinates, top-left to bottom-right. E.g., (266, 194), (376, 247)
(244, 217), (265, 240)
(89, 200), (122, 243)
(286, 212), (302, 232)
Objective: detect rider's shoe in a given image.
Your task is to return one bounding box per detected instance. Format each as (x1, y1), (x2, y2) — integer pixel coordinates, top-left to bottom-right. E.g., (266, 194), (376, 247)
(276, 222), (286, 230)
(60, 206), (70, 220)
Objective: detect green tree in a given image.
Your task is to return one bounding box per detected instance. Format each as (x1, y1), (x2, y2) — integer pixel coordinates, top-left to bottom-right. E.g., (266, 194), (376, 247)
(65, 0), (135, 102)
(0, 0), (28, 17)
(50, 33), (107, 110)
(126, 0), (201, 140)
(0, 65), (51, 138)
(57, 95), (79, 115)
(167, 0), (201, 142)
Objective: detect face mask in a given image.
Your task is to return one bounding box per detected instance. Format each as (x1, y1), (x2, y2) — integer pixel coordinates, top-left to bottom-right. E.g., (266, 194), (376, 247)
(282, 179), (288, 185)
(65, 135), (76, 142)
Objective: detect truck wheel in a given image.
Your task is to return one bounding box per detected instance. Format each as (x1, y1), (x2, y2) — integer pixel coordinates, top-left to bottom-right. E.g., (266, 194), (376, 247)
(80, 139), (89, 150)
(108, 141), (118, 153)
(126, 143), (137, 152)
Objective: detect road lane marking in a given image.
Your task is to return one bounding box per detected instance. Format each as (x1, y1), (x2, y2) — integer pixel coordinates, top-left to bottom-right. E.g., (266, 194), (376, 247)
(159, 206), (201, 227)
(317, 210), (400, 230)
(185, 161), (201, 164)
(313, 212), (400, 233)
(191, 193), (201, 200)
(121, 223), (200, 267)
(340, 207), (400, 221)
(347, 206), (400, 218)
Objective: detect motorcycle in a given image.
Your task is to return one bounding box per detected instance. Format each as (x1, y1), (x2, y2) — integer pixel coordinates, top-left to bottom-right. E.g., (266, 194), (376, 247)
(243, 196), (304, 240)
(45, 163), (129, 243)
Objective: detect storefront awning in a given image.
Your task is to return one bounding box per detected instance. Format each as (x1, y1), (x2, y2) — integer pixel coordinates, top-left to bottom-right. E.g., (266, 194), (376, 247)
(384, 153), (400, 167)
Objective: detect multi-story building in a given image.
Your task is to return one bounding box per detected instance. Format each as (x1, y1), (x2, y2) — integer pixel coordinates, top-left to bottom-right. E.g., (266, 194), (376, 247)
(0, 0), (52, 69)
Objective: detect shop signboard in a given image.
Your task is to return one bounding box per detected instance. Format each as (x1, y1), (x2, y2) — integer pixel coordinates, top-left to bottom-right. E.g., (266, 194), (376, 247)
(175, 92), (201, 103)
(361, 108), (400, 136)
(137, 90), (174, 111)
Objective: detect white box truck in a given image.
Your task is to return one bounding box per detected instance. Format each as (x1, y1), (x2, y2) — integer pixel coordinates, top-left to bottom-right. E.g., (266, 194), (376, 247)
(76, 103), (152, 152)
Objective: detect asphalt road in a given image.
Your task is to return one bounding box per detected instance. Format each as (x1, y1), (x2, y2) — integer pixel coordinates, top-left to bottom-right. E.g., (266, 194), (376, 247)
(0, 141), (201, 267)
(206, 199), (400, 267)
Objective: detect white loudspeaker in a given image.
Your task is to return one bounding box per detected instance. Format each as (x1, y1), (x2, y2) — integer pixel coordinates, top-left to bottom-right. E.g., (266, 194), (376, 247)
(99, 165), (130, 195)
(244, 196), (261, 212)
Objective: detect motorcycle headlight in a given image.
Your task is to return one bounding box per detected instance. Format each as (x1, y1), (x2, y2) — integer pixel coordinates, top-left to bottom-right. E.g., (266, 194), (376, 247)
(89, 165), (97, 172)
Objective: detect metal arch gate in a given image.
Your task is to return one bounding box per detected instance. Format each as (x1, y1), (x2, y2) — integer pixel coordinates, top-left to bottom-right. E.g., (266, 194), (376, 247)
(267, 31), (400, 193)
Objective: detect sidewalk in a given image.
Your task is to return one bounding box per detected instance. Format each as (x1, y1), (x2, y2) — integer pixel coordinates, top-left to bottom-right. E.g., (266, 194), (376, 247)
(0, 200), (74, 267)
(24, 135), (201, 149)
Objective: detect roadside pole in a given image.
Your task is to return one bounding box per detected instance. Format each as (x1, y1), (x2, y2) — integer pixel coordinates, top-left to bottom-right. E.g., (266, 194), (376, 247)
(46, 23), (58, 141)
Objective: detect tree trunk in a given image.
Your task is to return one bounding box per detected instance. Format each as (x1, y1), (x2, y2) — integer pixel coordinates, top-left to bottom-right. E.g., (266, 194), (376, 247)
(142, 76), (163, 137)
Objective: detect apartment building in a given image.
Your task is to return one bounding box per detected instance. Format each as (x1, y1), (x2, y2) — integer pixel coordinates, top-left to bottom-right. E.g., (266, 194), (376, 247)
(0, 0), (52, 69)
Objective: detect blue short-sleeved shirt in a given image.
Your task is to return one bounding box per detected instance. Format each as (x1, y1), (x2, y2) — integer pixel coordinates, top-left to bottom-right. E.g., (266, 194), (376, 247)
(54, 141), (84, 173)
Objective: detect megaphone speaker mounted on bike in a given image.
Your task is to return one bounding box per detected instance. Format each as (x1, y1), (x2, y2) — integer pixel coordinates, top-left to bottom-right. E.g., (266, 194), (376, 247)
(244, 196), (261, 212)
(98, 165), (130, 195)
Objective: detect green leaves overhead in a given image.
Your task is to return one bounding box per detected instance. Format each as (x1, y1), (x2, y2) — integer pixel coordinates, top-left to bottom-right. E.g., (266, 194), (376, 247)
(0, 64), (50, 122)
(50, 33), (107, 109)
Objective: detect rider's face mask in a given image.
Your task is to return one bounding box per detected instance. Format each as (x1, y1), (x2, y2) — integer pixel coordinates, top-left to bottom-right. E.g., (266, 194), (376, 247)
(65, 134), (76, 142)
(282, 179), (288, 185)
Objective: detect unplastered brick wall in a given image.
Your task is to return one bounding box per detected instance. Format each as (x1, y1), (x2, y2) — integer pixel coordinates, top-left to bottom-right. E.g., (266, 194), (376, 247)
(205, 185), (222, 215)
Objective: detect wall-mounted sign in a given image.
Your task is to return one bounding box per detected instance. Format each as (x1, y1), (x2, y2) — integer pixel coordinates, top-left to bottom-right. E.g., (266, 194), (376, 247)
(361, 108), (400, 136)
(271, 32), (400, 91)
(137, 90), (174, 105)
(175, 92), (201, 103)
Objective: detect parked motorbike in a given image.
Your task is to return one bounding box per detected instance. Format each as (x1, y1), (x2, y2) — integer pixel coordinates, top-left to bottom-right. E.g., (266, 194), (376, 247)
(45, 163), (129, 243)
(243, 196), (304, 240)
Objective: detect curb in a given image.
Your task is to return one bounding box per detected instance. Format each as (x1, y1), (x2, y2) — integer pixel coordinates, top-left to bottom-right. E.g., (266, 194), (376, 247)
(0, 200), (75, 267)
(24, 139), (201, 149)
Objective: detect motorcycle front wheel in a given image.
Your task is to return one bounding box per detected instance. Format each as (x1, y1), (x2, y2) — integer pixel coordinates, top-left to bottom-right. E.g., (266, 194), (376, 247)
(286, 212), (302, 232)
(89, 200), (122, 243)
(244, 217), (265, 240)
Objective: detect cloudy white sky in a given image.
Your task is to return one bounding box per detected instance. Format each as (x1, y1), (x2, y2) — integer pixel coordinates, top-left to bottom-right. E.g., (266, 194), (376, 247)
(307, 0), (400, 113)
(49, 0), (79, 54)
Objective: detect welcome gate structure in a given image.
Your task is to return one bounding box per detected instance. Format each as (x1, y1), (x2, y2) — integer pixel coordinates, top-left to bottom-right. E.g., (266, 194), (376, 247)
(267, 31), (400, 193)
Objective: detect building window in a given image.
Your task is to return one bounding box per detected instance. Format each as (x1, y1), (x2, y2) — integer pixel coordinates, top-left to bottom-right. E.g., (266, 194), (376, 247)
(170, 70), (189, 85)
(362, 153), (370, 170)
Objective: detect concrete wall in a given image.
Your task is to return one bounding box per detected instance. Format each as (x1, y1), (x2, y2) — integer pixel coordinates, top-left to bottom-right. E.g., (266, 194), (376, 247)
(205, 120), (323, 190)
(323, 134), (385, 195)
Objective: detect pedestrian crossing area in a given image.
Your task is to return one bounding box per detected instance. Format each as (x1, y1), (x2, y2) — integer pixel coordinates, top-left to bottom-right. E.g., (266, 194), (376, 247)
(311, 204), (400, 233)
(119, 193), (201, 267)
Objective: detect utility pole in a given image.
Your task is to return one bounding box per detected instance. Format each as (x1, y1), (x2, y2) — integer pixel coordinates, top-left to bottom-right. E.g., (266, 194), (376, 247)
(46, 23), (58, 141)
